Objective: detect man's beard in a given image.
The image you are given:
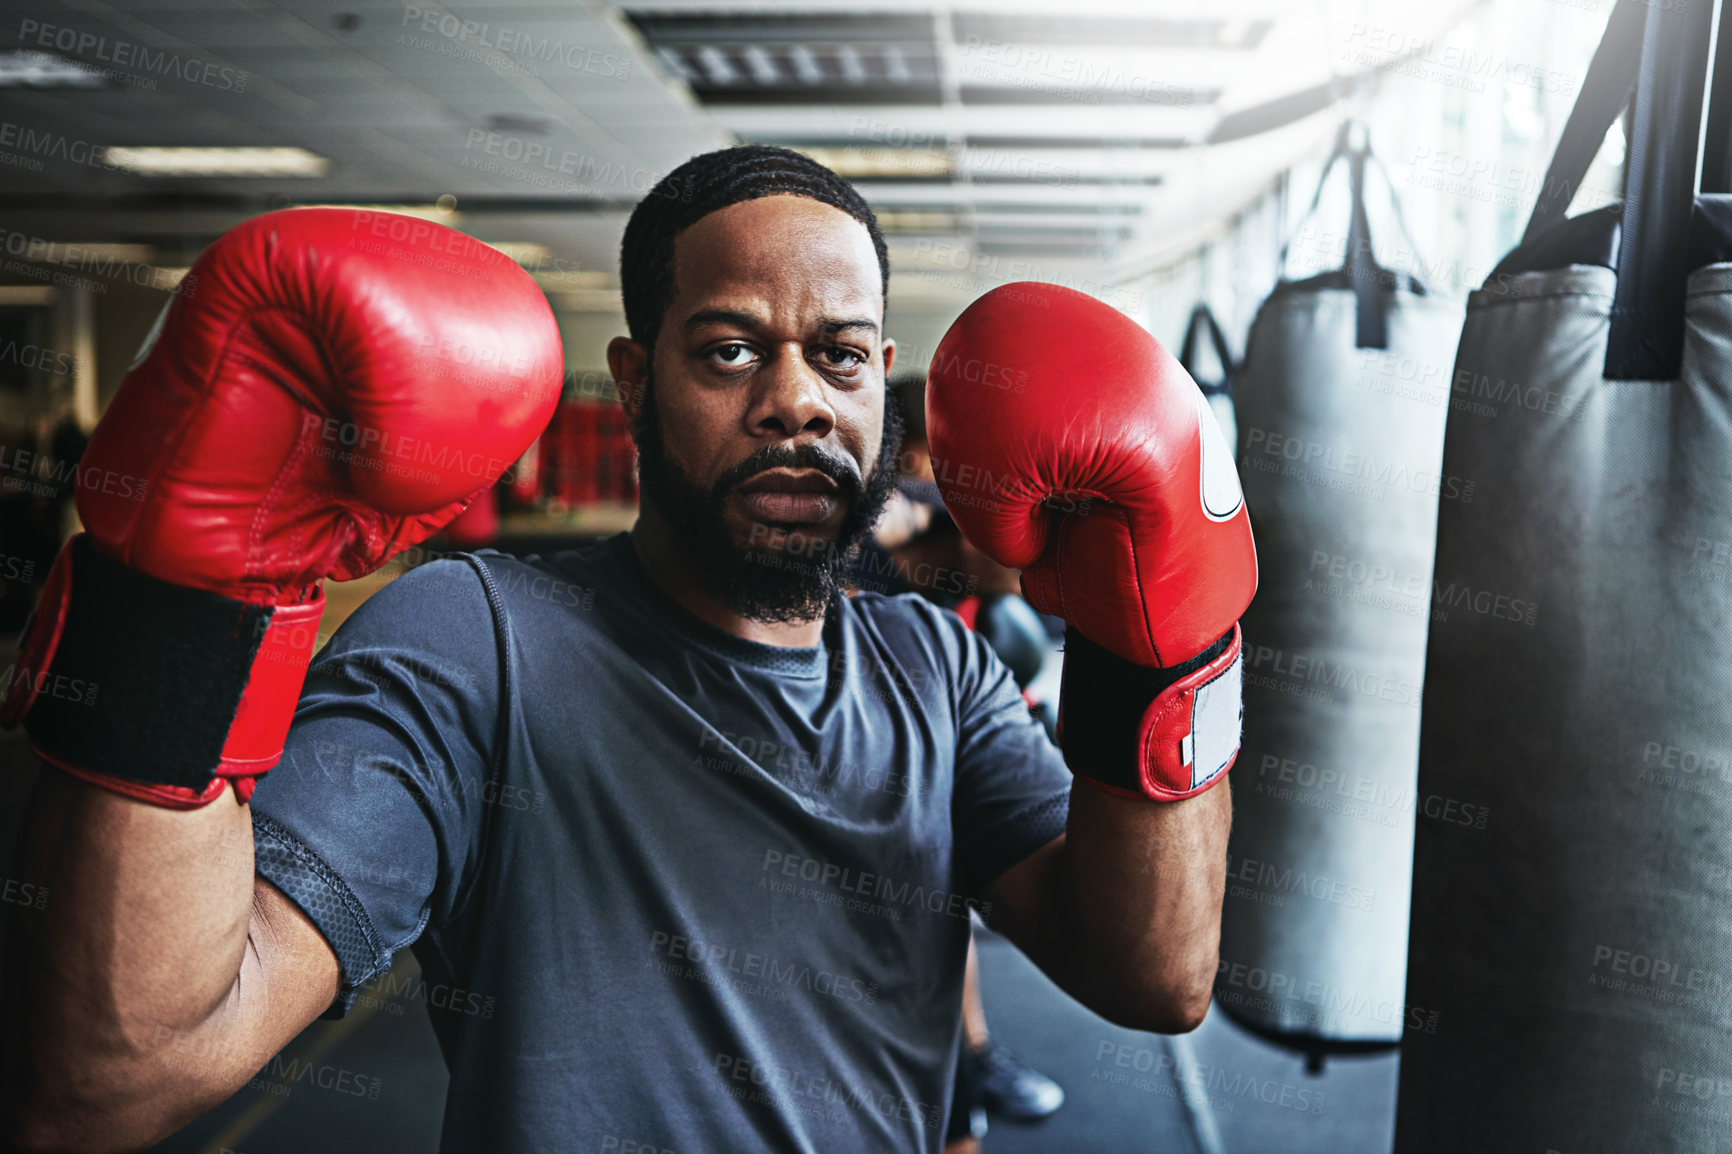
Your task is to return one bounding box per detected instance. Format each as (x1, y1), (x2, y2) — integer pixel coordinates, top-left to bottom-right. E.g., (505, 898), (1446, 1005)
(630, 373), (905, 625)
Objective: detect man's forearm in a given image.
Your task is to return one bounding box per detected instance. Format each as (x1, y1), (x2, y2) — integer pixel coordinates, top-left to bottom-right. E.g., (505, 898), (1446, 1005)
(2, 768), (258, 1149)
(998, 780), (1231, 1034)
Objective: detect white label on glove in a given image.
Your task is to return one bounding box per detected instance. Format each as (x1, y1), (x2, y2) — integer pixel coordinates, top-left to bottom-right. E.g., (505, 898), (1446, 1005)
(1196, 389), (1245, 522)
(1189, 644), (1243, 789)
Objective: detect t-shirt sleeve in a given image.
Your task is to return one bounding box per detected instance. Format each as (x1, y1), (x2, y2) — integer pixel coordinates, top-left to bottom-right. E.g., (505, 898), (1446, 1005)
(934, 603), (1073, 896)
(249, 556), (501, 1017)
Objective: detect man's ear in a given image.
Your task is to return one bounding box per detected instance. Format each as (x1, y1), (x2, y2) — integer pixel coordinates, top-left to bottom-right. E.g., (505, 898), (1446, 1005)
(607, 336), (650, 415)
(881, 336), (897, 379)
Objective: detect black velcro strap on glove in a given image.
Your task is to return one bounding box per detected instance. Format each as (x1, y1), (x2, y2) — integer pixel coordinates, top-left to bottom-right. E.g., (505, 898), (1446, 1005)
(1058, 627), (1236, 796)
(22, 534), (270, 788)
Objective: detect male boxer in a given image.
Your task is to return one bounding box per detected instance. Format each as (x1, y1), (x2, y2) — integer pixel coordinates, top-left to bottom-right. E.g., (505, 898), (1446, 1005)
(1, 145), (1253, 1154)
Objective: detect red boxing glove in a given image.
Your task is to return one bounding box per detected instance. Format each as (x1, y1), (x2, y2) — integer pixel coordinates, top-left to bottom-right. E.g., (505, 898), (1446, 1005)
(927, 283), (1256, 801)
(1, 208), (563, 808)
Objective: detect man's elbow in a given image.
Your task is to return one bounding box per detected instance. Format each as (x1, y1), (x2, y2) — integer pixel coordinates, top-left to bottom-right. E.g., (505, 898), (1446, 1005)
(5, 1089), (196, 1154)
(1158, 982), (1214, 1034)
(1094, 954), (1217, 1035)
(4, 1099), (105, 1154)
(3, 1046), (204, 1154)
(1110, 983), (1213, 1035)
(6, 1089), (153, 1154)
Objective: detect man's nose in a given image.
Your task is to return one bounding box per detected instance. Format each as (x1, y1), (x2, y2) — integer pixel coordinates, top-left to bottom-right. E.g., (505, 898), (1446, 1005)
(748, 348), (835, 439)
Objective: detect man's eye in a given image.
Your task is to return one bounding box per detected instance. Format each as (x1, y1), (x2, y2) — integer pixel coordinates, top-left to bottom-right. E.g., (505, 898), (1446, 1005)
(711, 343), (753, 366)
(822, 347), (865, 368)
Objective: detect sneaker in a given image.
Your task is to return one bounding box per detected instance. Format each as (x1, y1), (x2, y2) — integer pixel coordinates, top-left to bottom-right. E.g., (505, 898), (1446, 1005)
(948, 1044), (991, 1144)
(969, 1043), (1065, 1123)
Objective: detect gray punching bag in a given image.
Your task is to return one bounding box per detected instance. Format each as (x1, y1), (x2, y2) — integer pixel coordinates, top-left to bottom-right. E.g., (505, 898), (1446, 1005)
(1398, 2), (1732, 1149)
(1216, 127), (1465, 1054)
(1180, 304), (1240, 454)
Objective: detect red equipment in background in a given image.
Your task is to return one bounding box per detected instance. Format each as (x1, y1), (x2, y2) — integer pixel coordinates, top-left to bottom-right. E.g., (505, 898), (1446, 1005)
(506, 437), (542, 507)
(541, 402), (638, 507)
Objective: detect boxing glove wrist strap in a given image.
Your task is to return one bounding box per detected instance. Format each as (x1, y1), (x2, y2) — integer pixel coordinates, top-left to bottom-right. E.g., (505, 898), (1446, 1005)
(2, 534), (323, 808)
(1057, 623), (1243, 802)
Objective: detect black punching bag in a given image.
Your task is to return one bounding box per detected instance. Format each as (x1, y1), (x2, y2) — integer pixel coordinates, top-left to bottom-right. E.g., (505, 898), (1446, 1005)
(1397, 2), (1732, 1148)
(1179, 303), (1240, 454)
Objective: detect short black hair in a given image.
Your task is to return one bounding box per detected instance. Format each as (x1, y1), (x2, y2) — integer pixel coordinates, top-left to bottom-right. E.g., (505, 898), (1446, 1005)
(619, 144), (891, 351)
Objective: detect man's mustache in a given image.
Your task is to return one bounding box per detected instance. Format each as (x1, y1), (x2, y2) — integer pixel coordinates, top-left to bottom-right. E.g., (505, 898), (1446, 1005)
(715, 443), (863, 501)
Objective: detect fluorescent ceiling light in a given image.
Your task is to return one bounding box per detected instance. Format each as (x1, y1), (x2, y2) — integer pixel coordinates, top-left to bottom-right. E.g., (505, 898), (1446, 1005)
(145, 267), (192, 290)
(487, 241), (553, 267)
(0, 287), (59, 306)
(890, 242), (974, 270)
(0, 50), (105, 88)
(24, 243), (154, 265)
(534, 269), (614, 291)
(103, 147), (331, 178)
(551, 289), (624, 313)
(875, 211), (960, 234)
(334, 199), (460, 222)
(799, 147), (953, 179)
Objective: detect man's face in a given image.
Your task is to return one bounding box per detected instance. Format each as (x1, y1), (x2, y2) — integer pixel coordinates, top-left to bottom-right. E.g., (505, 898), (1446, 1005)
(629, 194), (901, 623)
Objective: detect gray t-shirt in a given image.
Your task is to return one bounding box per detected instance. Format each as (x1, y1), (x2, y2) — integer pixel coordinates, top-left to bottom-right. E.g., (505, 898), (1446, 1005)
(250, 532), (1072, 1153)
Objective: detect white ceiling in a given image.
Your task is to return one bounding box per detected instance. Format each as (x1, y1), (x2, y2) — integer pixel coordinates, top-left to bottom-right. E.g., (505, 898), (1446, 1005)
(0, 0), (1484, 306)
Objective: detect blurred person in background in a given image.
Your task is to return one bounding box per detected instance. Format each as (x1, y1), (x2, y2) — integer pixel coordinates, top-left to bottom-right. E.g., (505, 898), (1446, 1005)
(861, 378), (1067, 1152)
